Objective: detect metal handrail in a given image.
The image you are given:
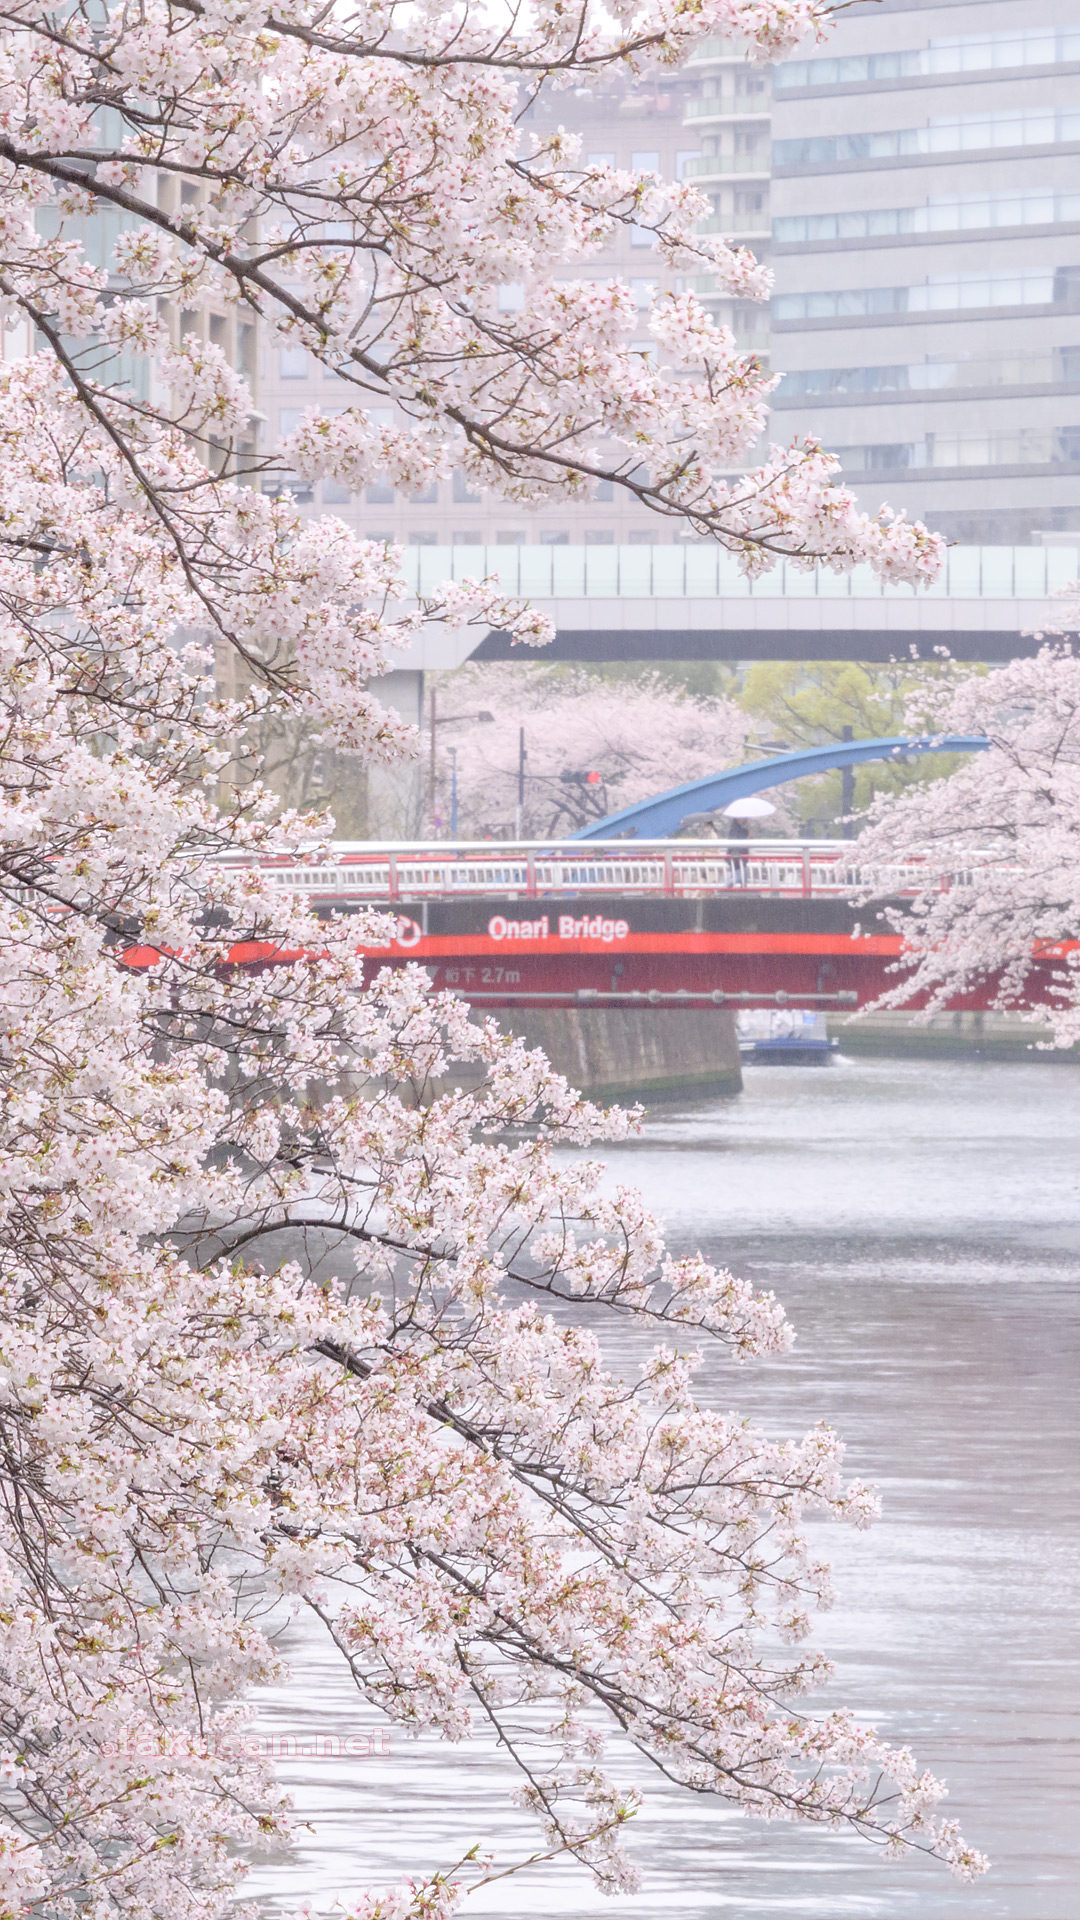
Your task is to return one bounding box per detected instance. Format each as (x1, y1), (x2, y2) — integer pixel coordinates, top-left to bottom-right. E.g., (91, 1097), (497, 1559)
(216, 839), (968, 903)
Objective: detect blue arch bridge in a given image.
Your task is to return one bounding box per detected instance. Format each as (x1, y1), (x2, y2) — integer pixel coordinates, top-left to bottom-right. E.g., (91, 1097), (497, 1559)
(569, 733), (989, 839)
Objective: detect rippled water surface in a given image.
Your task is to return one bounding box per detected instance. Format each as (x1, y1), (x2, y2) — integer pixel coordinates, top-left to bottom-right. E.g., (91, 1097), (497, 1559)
(249, 1056), (1080, 1920)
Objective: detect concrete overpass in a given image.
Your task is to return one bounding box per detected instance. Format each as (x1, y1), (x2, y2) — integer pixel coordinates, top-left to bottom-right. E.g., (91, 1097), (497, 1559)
(384, 546), (1076, 701)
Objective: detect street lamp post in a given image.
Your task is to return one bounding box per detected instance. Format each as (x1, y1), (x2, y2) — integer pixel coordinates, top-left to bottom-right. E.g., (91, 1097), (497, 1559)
(427, 689), (495, 837)
(515, 725), (527, 841)
(840, 724), (855, 839)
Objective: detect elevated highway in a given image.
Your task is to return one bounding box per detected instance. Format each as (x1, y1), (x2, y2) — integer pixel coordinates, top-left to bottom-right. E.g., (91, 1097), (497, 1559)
(388, 543), (1076, 678)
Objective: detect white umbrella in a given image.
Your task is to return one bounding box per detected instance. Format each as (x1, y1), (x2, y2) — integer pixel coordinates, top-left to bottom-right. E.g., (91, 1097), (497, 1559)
(722, 796), (777, 819)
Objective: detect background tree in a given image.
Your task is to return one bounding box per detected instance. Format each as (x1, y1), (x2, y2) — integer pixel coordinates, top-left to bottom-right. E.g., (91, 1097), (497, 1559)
(853, 640), (1080, 1045)
(0, 0), (982, 1914)
(430, 664), (751, 837)
(736, 661), (976, 835)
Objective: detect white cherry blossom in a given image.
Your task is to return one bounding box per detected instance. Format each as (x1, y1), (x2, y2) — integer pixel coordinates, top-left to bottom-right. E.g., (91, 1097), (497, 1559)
(0, 1), (983, 1914)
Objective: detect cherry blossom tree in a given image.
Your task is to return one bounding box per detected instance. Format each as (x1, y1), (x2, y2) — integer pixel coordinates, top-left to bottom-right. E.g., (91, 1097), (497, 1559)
(853, 639), (1080, 1046)
(428, 664), (752, 836)
(0, 0), (984, 1915)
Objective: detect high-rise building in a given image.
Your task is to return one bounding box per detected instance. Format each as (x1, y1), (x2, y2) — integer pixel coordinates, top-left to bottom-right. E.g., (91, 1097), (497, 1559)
(767, 0), (1080, 543)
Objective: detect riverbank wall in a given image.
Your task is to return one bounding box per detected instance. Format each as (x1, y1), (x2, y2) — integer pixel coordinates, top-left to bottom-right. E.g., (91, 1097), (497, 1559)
(832, 1010), (1065, 1060)
(495, 1007), (743, 1102)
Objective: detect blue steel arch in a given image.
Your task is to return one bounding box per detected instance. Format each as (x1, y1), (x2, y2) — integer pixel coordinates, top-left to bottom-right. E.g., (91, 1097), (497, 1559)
(568, 734), (989, 840)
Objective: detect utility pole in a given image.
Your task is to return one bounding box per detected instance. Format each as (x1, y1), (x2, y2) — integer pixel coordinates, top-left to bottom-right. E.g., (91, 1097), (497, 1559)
(449, 746), (459, 840)
(840, 723), (854, 840)
(516, 725), (527, 841)
(428, 685), (437, 838)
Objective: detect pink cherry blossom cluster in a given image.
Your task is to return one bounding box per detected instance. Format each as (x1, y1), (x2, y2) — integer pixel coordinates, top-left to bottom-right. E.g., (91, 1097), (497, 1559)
(854, 641), (1080, 1045)
(0, 0), (945, 584)
(0, 0), (985, 1913)
(429, 663), (760, 836)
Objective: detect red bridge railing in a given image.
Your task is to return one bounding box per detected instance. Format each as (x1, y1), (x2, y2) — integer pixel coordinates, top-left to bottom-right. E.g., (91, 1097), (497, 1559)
(231, 839), (943, 903)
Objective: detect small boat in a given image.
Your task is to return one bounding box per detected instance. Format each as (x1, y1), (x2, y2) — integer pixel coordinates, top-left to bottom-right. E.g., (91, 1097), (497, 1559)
(736, 1009), (834, 1064)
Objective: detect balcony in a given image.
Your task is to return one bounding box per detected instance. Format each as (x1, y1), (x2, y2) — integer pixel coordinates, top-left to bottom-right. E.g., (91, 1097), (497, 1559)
(397, 542), (1079, 602)
(687, 36), (754, 66)
(683, 152), (771, 181)
(684, 97), (770, 122)
(680, 96), (764, 120)
(694, 216), (770, 242)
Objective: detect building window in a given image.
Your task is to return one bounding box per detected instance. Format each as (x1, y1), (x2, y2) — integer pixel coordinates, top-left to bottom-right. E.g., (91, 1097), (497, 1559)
(263, 472), (313, 502)
(631, 150), (660, 174)
(595, 479), (614, 502)
(584, 530), (615, 545)
(773, 270), (1067, 324)
(280, 344), (308, 378)
(774, 30), (1080, 93)
(539, 530), (570, 544)
(322, 480), (350, 505)
(365, 481), (394, 504)
(238, 324), (256, 381)
(496, 530), (526, 545)
(408, 531), (438, 545)
(453, 470), (481, 504)
(408, 481), (439, 505)
(627, 529), (658, 544)
(453, 530), (484, 543)
(774, 190), (1080, 246)
(773, 110), (1080, 171)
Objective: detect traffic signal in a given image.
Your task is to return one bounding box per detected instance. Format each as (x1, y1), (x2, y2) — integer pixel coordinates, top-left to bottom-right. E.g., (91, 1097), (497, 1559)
(560, 769), (602, 786)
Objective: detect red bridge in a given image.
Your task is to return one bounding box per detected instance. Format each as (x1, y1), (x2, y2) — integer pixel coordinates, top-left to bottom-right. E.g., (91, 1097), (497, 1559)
(222, 840), (1061, 1014)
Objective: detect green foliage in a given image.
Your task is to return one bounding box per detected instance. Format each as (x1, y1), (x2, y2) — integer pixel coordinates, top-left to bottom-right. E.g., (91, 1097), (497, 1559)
(734, 659), (981, 833)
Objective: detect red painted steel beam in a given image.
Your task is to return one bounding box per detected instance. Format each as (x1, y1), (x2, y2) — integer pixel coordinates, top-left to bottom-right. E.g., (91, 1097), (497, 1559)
(120, 884), (1076, 1014)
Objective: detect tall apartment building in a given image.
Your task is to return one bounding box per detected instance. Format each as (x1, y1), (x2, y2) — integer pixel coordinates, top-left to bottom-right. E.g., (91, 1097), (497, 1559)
(767, 0), (1080, 543)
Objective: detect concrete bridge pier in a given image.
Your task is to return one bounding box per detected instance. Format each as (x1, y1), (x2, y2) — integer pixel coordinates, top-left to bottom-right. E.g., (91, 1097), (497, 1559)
(495, 1005), (743, 1103)
(364, 670), (426, 836)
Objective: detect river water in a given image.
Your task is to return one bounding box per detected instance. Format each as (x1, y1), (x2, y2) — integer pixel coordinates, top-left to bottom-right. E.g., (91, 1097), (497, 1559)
(248, 1055), (1080, 1920)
